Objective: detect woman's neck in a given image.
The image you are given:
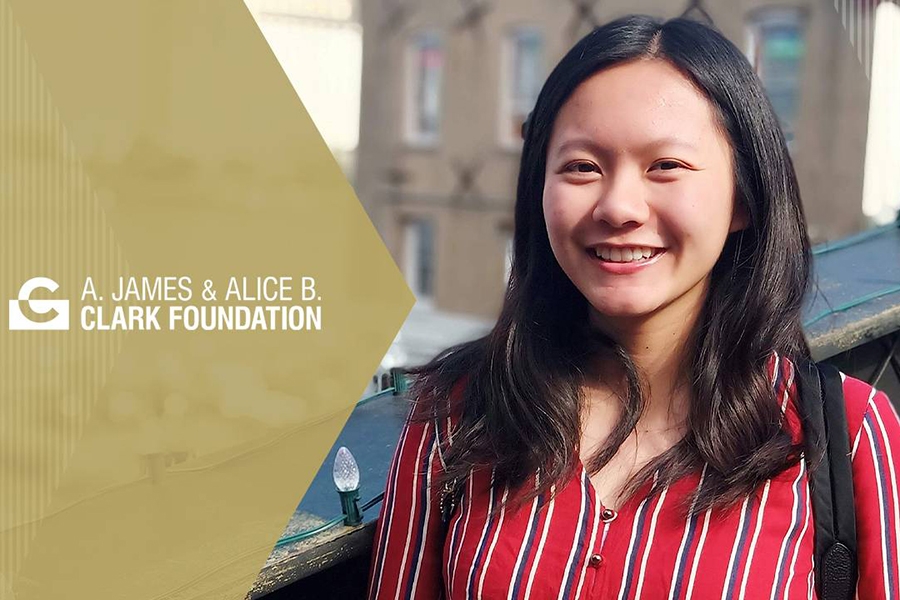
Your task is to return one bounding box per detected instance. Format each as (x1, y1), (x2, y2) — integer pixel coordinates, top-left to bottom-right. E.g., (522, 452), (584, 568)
(587, 288), (706, 428)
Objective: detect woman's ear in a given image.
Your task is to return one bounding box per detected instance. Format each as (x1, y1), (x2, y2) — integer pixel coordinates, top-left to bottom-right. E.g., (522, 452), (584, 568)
(729, 201), (750, 233)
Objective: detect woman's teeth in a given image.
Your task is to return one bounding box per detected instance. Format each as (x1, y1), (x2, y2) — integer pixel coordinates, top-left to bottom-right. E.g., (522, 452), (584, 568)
(593, 247), (659, 262)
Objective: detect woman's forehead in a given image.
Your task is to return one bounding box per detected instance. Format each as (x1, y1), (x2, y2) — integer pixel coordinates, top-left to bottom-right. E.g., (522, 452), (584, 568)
(549, 59), (725, 155)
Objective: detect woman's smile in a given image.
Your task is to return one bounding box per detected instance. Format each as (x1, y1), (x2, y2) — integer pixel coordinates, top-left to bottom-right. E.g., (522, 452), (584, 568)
(586, 246), (667, 274)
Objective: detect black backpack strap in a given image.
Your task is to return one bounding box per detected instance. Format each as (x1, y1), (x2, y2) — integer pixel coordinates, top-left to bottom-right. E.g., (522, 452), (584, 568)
(795, 359), (858, 600)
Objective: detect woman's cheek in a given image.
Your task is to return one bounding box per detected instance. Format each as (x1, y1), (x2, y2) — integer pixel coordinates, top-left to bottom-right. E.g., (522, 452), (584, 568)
(546, 183), (589, 223)
(543, 191), (569, 238)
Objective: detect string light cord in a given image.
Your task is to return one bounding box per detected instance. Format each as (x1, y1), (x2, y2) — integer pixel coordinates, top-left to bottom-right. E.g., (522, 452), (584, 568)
(357, 387), (396, 407)
(274, 515), (345, 547)
(803, 284), (900, 328)
(274, 492), (386, 547)
(812, 219), (899, 256)
(803, 219), (900, 326)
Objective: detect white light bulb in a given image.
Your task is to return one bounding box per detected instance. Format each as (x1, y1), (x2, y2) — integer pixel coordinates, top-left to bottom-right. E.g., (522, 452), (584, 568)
(333, 446), (360, 492)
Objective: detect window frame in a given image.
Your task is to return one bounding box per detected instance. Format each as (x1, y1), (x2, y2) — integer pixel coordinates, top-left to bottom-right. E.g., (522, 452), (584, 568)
(401, 215), (436, 304)
(403, 30), (444, 148)
(745, 6), (808, 150)
(498, 25), (544, 150)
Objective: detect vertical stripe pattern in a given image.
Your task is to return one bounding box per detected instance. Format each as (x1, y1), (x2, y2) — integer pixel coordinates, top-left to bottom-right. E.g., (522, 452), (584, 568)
(1, 0), (128, 584)
(370, 356), (900, 599)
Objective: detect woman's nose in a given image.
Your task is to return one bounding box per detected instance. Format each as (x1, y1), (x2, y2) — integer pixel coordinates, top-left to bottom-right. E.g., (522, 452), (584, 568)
(591, 172), (651, 228)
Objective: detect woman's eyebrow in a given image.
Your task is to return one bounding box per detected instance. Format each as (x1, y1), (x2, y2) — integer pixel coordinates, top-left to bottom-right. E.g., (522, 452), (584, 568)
(641, 136), (700, 152)
(552, 136), (699, 157)
(551, 138), (605, 158)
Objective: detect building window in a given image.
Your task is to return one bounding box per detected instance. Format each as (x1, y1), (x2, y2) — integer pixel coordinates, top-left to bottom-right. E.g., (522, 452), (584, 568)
(403, 217), (435, 301)
(499, 27), (543, 147)
(746, 8), (806, 148)
(404, 31), (444, 147)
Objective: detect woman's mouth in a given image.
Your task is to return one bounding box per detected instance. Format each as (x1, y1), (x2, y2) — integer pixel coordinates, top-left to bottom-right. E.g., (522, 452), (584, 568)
(585, 245), (667, 274)
(588, 246), (665, 263)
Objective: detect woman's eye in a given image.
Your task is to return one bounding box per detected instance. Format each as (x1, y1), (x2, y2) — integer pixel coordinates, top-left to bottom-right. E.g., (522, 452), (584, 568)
(650, 160), (684, 171)
(565, 162), (599, 174)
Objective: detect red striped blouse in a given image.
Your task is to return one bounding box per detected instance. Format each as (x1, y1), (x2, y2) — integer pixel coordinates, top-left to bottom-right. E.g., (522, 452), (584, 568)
(368, 354), (900, 599)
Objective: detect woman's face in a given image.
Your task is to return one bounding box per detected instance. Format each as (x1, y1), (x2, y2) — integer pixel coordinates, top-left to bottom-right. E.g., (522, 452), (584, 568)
(543, 59), (747, 328)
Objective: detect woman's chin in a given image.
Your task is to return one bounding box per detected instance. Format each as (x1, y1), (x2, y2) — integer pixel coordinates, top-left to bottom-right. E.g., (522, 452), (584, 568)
(587, 300), (658, 322)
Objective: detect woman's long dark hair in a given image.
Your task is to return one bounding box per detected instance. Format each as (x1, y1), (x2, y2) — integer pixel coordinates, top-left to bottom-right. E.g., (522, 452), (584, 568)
(408, 14), (812, 514)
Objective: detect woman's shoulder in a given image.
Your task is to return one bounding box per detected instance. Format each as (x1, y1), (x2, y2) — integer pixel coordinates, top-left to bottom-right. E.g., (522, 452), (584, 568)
(778, 354), (892, 445)
(403, 373), (470, 451)
(839, 371), (891, 439)
(407, 374), (469, 419)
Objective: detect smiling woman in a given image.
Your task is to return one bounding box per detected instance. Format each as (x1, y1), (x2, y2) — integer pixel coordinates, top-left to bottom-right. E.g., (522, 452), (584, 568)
(543, 59), (746, 326)
(368, 14), (900, 600)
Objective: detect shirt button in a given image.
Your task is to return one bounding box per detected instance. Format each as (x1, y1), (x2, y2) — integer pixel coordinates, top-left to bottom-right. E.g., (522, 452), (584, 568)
(600, 508), (617, 522)
(588, 554), (604, 568)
